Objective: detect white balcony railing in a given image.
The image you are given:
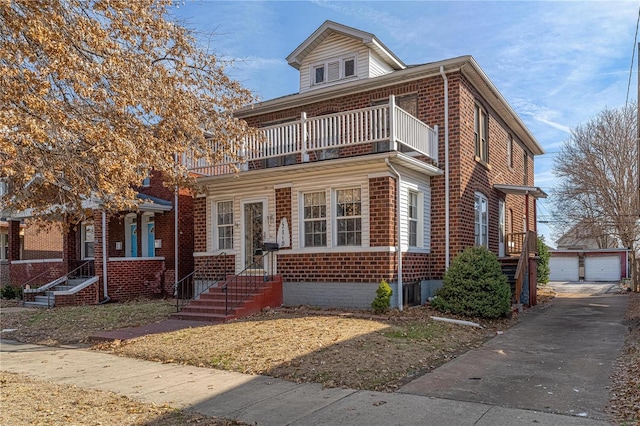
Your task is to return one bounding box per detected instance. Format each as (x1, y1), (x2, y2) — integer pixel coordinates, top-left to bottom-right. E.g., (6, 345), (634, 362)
(187, 95), (438, 176)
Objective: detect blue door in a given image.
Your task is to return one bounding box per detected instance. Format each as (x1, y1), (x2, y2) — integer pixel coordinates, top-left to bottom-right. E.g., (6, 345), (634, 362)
(147, 223), (155, 257)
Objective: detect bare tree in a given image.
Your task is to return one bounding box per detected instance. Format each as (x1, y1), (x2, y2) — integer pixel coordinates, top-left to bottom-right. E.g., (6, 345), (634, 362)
(553, 103), (639, 290)
(0, 0), (257, 222)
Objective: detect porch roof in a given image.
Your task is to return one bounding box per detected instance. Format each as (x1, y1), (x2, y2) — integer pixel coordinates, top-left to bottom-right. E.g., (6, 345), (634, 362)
(136, 193), (173, 212)
(494, 184), (547, 199)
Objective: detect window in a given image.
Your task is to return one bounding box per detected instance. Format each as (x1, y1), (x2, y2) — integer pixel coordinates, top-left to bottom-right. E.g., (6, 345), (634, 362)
(141, 176), (151, 187)
(0, 181), (6, 197)
(508, 135), (514, 169)
(312, 54), (357, 86)
(81, 222), (95, 259)
(216, 201), (233, 250)
(523, 152), (529, 185)
(343, 58), (355, 77)
(303, 192), (327, 247)
(474, 193), (488, 247)
(474, 104), (488, 162)
(408, 191), (418, 247)
(314, 65), (325, 84)
(336, 188), (361, 246)
(0, 233), (7, 261)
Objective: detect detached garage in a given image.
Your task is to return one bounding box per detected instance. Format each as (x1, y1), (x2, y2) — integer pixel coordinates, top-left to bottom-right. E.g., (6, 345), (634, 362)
(549, 249), (629, 282)
(549, 256), (579, 281)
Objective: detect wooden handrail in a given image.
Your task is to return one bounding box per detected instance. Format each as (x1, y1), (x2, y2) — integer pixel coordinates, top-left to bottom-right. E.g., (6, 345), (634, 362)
(513, 231), (537, 304)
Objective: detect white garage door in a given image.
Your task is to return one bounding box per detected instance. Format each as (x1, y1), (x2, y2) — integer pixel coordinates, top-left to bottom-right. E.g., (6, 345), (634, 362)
(585, 255), (620, 281)
(549, 256), (579, 281)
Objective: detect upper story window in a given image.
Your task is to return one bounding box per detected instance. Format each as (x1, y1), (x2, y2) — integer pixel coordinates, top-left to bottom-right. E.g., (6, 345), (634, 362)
(335, 188), (361, 246)
(474, 192), (488, 248)
(216, 201), (234, 250)
(408, 191), (419, 247)
(303, 192), (327, 247)
(312, 54), (357, 86)
(523, 151), (529, 185)
(508, 135), (514, 169)
(474, 104), (489, 163)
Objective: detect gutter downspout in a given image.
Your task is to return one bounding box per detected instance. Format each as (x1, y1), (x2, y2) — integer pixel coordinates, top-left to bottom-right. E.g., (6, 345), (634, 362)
(174, 153), (179, 294)
(440, 66), (450, 269)
(386, 159), (403, 311)
(100, 209), (110, 304)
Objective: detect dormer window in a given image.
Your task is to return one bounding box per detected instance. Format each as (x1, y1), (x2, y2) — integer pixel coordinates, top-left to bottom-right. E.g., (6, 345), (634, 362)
(314, 65), (325, 84)
(312, 54), (357, 86)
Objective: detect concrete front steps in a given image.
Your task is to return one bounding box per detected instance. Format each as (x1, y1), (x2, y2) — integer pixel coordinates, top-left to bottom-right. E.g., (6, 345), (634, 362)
(23, 276), (98, 308)
(172, 275), (283, 323)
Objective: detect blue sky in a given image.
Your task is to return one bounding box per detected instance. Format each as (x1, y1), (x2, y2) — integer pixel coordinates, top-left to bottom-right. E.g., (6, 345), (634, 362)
(171, 1), (639, 245)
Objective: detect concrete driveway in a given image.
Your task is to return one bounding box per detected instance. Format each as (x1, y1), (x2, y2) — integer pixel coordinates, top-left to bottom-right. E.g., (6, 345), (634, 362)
(399, 281), (628, 422)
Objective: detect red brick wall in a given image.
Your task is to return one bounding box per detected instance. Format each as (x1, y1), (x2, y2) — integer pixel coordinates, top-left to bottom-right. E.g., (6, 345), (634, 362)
(278, 252), (395, 283)
(193, 197), (207, 253)
(21, 221), (63, 259)
(194, 254), (236, 279)
(55, 282), (99, 306)
(368, 176), (395, 247)
(9, 261), (65, 287)
(275, 187), (292, 248)
(105, 259), (166, 301)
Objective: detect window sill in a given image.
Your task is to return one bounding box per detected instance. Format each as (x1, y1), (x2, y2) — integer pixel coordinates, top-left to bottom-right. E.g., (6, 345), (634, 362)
(474, 156), (492, 171)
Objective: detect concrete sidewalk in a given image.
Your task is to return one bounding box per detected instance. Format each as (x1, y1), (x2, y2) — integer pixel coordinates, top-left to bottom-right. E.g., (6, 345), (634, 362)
(1, 339), (609, 425)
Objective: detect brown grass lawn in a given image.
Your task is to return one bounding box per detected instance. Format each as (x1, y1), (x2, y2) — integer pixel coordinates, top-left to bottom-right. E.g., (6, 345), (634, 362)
(2, 286), (638, 424)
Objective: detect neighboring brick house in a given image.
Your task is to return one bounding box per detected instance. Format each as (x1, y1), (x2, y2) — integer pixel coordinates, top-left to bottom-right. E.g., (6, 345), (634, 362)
(5, 172), (194, 307)
(189, 21), (547, 310)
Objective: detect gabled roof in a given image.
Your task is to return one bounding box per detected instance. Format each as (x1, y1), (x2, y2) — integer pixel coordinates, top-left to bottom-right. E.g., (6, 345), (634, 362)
(286, 20), (406, 71)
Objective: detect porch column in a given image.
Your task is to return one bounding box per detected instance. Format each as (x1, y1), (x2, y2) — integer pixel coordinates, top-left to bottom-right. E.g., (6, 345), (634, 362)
(93, 209), (109, 299)
(62, 223), (77, 274)
(389, 95), (397, 151)
(137, 212), (143, 257)
(7, 220), (21, 262)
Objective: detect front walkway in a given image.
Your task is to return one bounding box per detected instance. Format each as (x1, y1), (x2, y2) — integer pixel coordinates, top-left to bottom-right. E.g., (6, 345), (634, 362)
(1, 338), (609, 425)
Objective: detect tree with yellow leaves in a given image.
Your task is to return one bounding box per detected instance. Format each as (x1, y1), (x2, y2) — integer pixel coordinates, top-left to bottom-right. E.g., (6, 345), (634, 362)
(0, 0), (256, 222)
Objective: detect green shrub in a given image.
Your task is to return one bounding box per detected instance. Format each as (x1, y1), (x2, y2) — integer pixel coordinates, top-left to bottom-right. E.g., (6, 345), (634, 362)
(0, 285), (22, 300)
(536, 236), (550, 285)
(431, 246), (511, 318)
(371, 279), (393, 314)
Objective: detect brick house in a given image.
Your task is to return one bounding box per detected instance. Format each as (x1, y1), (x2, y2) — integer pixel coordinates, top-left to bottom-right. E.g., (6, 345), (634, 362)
(183, 21), (547, 314)
(6, 172), (194, 307)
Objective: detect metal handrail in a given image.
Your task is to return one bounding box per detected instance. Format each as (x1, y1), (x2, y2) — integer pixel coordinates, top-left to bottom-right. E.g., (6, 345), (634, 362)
(175, 252), (229, 312)
(22, 260), (95, 308)
(221, 251), (271, 316)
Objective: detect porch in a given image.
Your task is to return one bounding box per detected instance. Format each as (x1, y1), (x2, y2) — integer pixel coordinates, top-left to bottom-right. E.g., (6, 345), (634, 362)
(185, 95), (439, 176)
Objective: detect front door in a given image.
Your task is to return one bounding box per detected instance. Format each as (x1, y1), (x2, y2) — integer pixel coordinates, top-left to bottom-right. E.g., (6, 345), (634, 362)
(243, 201), (265, 269)
(498, 200), (506, 257)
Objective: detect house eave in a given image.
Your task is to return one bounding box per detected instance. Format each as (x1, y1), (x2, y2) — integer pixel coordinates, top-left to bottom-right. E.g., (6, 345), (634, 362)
(494, 184), (547, 199)
(196, 152), (442, 186)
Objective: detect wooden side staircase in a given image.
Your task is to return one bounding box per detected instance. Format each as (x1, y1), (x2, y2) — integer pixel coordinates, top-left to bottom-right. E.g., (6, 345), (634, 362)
(171, 274), (283, 323)
(499, 231), (538, 307)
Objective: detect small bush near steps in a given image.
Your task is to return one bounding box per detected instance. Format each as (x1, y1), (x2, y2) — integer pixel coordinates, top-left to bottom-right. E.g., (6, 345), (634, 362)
(431, 246), (511, 319)
(371, 279), (393, 314)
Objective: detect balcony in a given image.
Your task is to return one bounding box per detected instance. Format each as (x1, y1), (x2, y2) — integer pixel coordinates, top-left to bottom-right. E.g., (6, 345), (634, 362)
(186, 96), (438, 177)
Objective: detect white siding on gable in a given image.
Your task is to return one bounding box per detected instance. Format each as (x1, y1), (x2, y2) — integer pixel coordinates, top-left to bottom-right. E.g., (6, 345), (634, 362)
(369, 50), (395, 78)
(299, 33), (368, 93)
